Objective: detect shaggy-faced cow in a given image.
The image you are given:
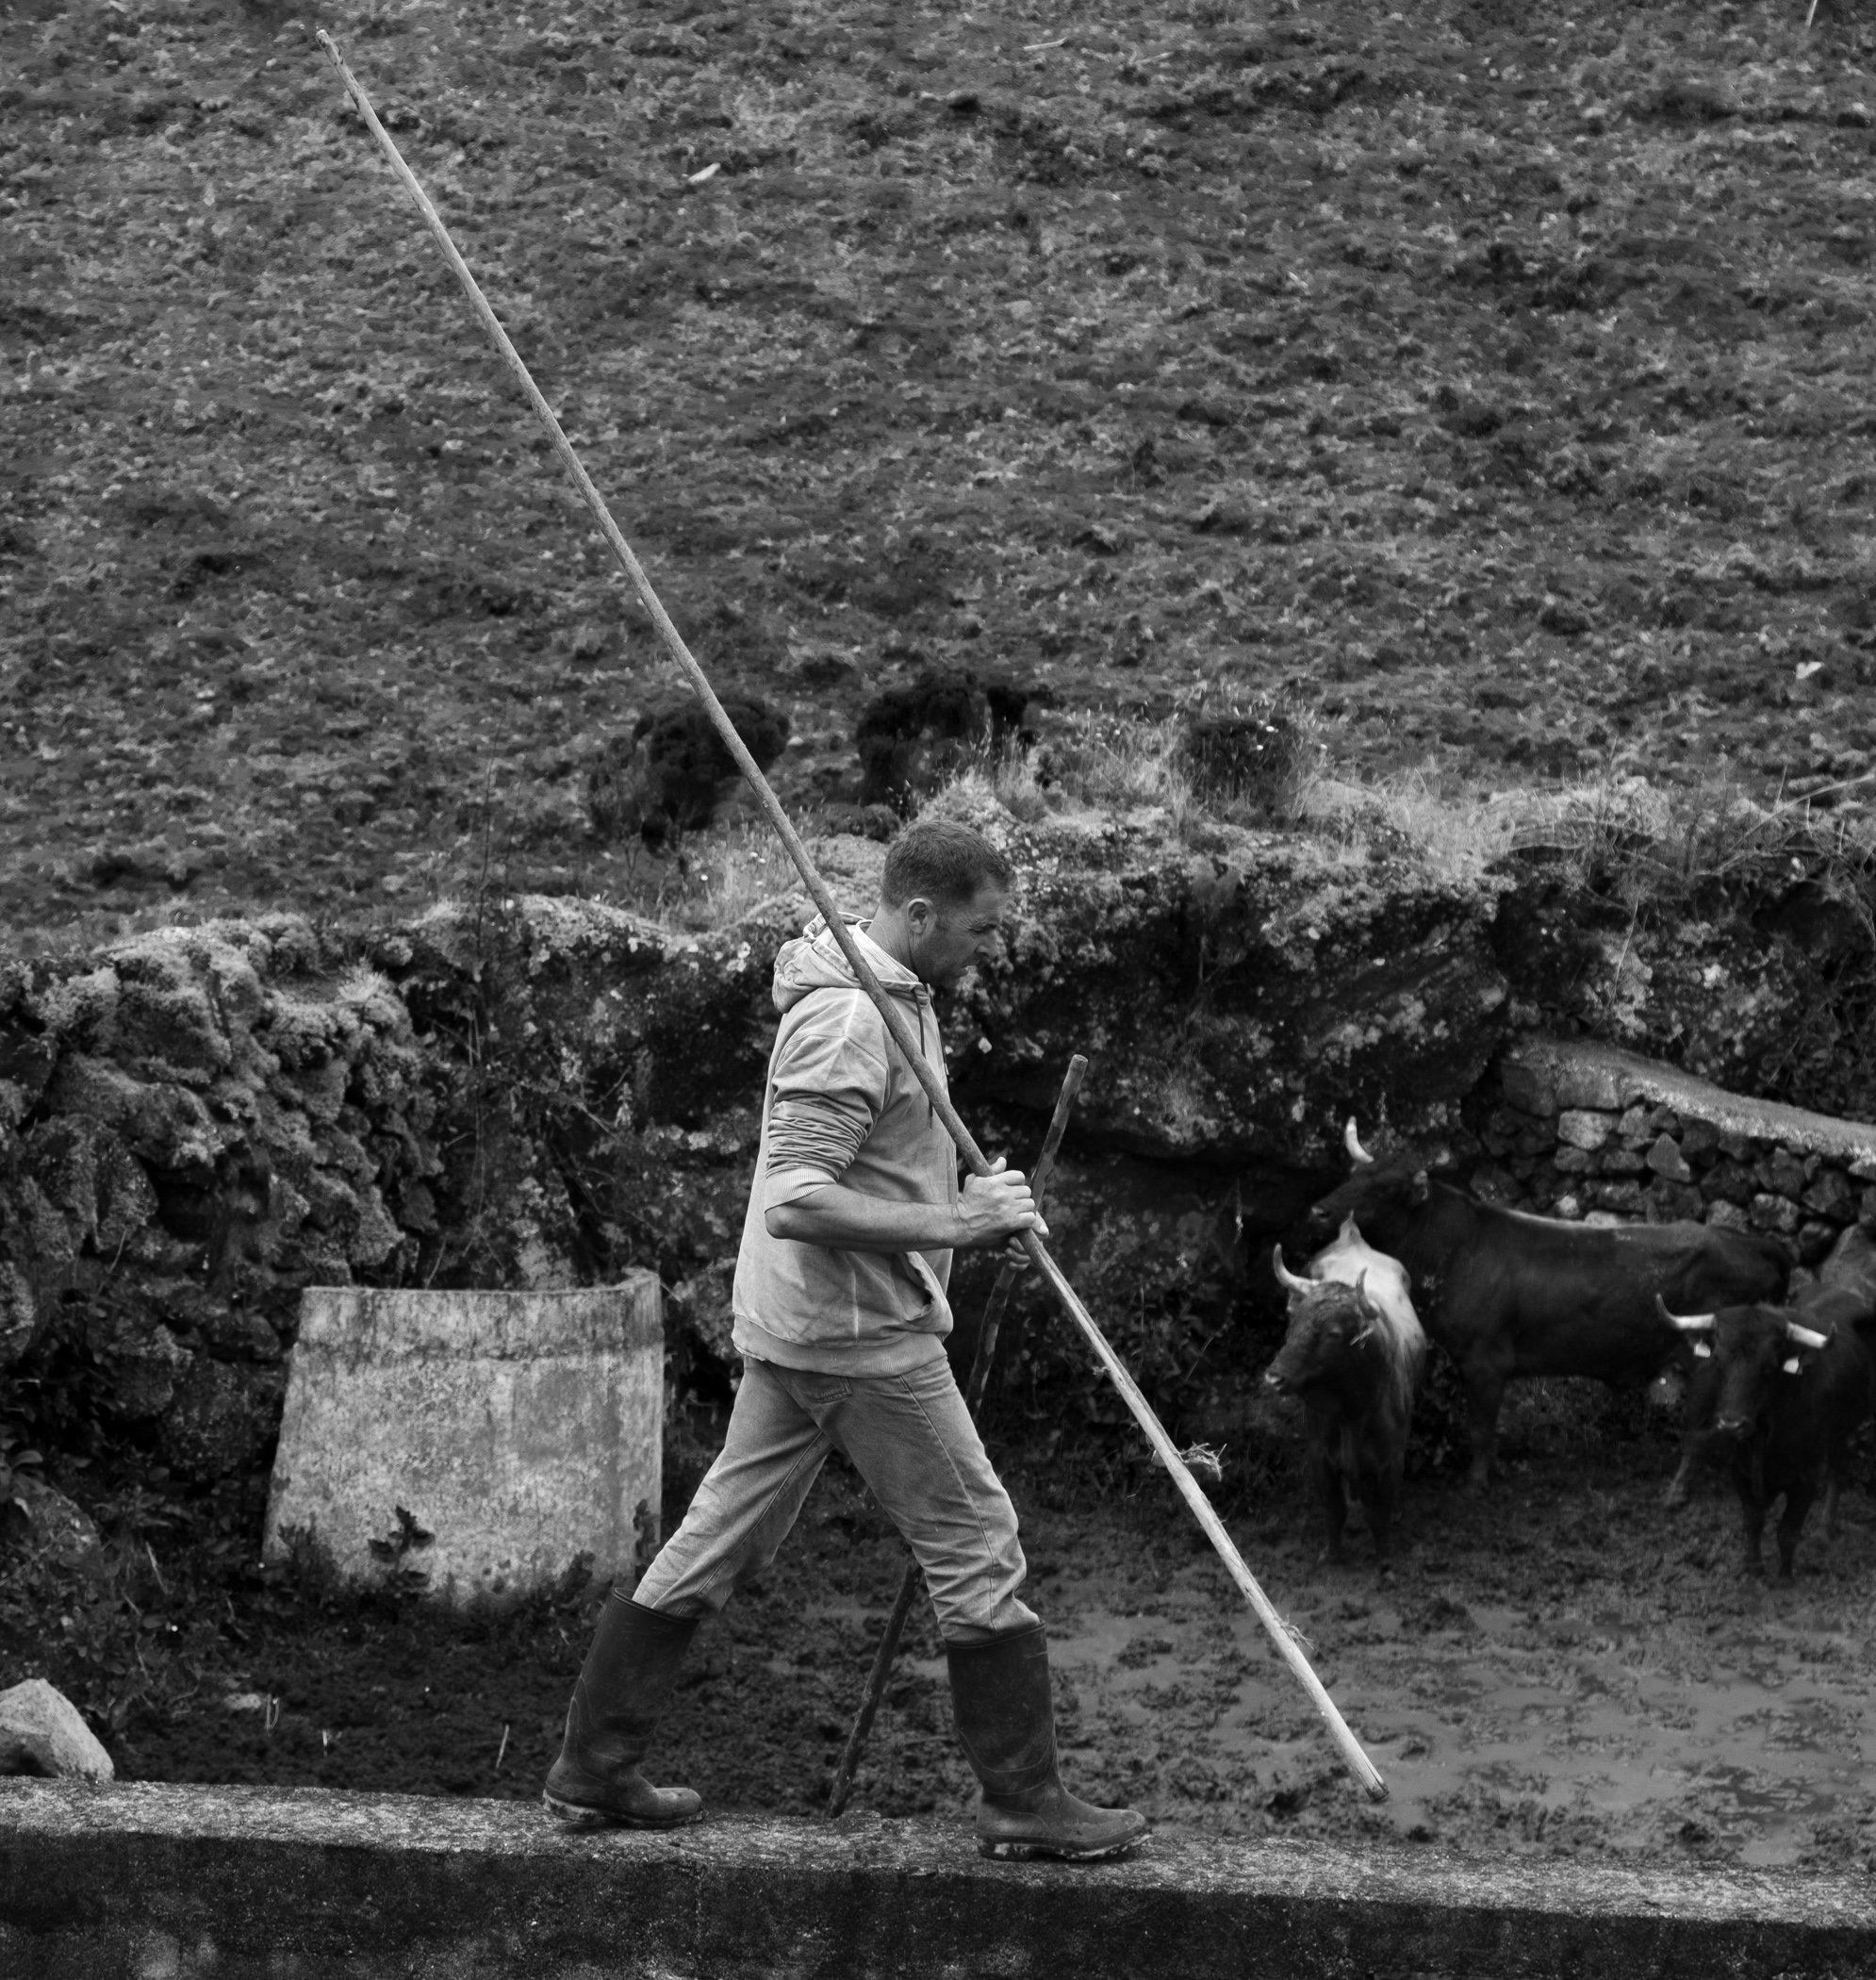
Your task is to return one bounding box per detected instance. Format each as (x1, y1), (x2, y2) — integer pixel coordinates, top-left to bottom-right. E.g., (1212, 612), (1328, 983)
(1661, 1226), (1876, 1579)
(1266, 1220), (1425, 1563)
(1300, 1121), (1790, 1491)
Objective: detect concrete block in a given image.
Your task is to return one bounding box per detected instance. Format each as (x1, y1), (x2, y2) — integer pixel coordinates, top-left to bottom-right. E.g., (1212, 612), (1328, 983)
(12, 1783), (1876, 1980)
(264, 1278), (662, 1602)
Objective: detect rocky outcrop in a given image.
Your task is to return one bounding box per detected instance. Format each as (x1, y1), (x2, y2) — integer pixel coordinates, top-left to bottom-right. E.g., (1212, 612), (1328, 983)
(0, 918), (439, 1482)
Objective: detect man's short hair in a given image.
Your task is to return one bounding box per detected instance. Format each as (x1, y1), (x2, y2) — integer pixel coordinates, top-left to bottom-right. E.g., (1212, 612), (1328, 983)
(880, 817), (1013, 909)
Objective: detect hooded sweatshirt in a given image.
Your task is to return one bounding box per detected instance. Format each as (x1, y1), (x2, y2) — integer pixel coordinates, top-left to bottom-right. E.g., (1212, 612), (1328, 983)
(732, 916), (958, 1376)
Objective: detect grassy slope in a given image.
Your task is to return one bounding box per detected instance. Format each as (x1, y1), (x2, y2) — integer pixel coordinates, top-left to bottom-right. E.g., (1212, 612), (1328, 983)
(3, 0), (1875, 944)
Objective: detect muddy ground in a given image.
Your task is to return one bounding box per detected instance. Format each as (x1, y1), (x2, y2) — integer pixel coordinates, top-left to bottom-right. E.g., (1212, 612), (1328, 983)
(63, 1403), (1876, 1875)
(6, 0), (1876, 945)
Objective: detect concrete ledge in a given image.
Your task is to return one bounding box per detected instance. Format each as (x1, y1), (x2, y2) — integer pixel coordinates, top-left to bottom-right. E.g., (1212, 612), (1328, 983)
(5, 1782), (1876, 1978)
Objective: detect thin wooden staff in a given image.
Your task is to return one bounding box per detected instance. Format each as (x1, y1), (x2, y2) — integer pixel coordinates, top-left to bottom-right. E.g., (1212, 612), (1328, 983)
(826, 1054), (1087, 1820)
(314, 31), (1387, 1806)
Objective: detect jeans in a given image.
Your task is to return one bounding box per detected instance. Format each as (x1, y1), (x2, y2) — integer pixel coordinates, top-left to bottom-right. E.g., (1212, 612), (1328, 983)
(634, 1354), (1036, 1643)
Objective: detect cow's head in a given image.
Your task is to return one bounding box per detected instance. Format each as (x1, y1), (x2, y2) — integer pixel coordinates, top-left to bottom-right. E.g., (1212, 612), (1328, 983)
(1266, 1252), (1381, 1396)
(1658, 1295), (1831, 1438)
(1297, 1117), (1432, 1251)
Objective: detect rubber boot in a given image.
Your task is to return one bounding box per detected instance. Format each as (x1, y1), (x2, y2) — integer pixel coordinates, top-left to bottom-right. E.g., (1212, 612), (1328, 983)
(542, 1595), (703, 1828)
(946, 1622), (1148, 1861)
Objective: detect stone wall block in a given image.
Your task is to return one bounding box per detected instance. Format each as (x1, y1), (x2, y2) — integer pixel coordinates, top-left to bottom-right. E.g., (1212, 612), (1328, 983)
(1554, 1147), (1592, 1174)
(1706, 1200), (1753, 1233)
(1803, 1169), (1857, 1221)
(1552, 1194), (1585, 1220)
(1861, 1184), (1876, 1226)
(1616, 1104), (1653, 1143)
(88, 1314), (193, 1421)
(1758, 1149), (1808, 1197)
(158, 1359), (286, 1482)
(1851, 1153), (1876, 1183)
(1497, 1056), (1557, 1117)
(1680, 1119), (1721, 1162)
(1646, 1135), (1693, 1183)
(1590, 1180), (1646, 1213)
(1596, 1147), (1647, 1176)
(1750, 1193), (1802, 1235)
(1716, 1130), (1753, 1162)
(1643, 1180), (1705, 1223)
(1702, 1161), (1757, 1207)
(1469, 1163), (1522, 1207)
(1554, 1064), (1625, 1111)
(1557, 1109), (1615, 1151)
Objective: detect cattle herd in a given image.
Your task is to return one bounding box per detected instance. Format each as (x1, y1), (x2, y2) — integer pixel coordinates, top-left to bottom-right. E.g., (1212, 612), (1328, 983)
(1270, 1121), (1876, 1580)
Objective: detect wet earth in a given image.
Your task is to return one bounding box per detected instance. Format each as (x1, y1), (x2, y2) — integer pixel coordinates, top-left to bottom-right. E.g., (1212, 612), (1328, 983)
(93, 1406), (1876, 1875)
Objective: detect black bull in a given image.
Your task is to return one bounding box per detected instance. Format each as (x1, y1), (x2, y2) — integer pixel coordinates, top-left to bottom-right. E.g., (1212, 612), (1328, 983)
(1300, 1160), (1789, 1489)
(1664, 1225), (1876, 1579)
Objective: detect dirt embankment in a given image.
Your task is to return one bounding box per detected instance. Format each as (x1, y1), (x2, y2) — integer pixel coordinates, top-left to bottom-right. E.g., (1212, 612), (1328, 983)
(4, 0), (1876, 940)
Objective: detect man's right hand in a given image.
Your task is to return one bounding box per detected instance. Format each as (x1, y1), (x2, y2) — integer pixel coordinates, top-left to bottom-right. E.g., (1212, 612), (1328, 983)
(956, 1158), (1048, 1248)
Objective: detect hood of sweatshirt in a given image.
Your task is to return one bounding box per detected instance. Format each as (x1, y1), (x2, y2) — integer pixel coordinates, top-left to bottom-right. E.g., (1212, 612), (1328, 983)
(771, 915), (928, 1015)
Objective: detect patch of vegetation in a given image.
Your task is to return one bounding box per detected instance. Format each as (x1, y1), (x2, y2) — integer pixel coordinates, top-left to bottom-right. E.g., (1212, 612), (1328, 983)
(5, 0), (1876, 949)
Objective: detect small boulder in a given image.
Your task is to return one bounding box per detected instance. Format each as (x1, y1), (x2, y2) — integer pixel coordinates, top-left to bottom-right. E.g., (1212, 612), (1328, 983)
(0, 1678), (113, 1780)
(7, 1477), (101, 1566)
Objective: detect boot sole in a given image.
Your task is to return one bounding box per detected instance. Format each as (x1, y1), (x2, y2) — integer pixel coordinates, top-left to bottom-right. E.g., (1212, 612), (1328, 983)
(541, 1789), (703, 1831)
(978, 1831), (1148, 1862)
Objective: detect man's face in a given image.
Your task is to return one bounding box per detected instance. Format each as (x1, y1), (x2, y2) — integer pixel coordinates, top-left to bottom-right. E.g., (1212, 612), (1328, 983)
(909, 883), (1008, 992)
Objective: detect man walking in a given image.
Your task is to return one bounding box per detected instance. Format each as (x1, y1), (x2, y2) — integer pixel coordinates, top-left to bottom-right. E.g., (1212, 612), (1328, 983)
(544, 816), (1147, 1861)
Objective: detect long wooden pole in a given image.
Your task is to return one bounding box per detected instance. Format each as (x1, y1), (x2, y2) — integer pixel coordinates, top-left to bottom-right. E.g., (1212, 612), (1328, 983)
(827, 1055), (1086, 1820)
(314, 31), (1386, 1805)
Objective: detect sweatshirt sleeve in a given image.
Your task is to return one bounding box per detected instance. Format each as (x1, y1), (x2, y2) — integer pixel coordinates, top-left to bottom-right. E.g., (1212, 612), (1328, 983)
(764, 996), (892, 1208)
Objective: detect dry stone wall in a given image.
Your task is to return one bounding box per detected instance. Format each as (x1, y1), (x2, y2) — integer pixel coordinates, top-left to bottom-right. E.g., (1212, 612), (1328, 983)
(1469, 1038), (1876, 1262)
(8, 799), (1872, 1502)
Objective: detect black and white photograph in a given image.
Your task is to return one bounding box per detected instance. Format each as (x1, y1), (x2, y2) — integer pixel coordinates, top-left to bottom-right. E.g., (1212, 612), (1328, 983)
(5, 0), (1876, 1972)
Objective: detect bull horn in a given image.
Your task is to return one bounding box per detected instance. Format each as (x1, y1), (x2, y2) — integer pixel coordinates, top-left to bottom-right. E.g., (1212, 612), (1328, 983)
(1344, 1118), (1376, 1166)
(1272, 1246), (1314, 1295)
(1655, 1295), (1714, 1332)
(1785, 1321), (1830, 1351)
